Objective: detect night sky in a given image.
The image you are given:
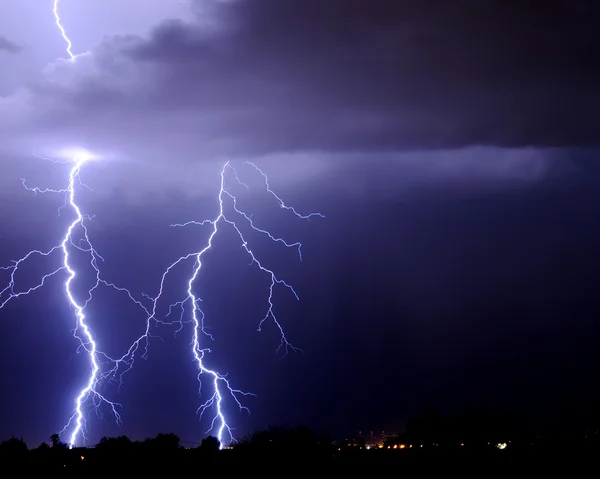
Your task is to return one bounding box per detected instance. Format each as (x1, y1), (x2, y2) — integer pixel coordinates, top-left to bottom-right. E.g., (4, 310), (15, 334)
(1, 1), (600, 448)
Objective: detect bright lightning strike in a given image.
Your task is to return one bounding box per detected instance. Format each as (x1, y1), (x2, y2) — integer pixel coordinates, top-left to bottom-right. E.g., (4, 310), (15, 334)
(6, 3), (163, 448)
(143, 161), (323, 447)
(53, 0), (75, 60)
(0, 153), (151, 448)
(3, 1), (323, 449)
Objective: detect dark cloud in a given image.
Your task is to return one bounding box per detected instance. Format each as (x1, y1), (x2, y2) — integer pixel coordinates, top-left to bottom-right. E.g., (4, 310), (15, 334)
(0, 36), (22, 54)
(3, 0), (598, 163)
(125, 0), (600, 151)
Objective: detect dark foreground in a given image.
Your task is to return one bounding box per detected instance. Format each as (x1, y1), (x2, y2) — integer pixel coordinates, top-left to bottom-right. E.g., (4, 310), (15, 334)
(2, 445), (598, 472)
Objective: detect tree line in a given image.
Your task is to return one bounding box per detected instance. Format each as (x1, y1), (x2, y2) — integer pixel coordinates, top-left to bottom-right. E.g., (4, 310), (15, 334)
(1, 407), (599, 469)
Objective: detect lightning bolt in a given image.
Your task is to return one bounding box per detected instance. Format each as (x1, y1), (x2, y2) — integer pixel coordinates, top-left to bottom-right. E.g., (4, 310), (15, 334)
(0, 154), (152, 448)
(139, 161), (323, 447)
(2, 1), (323, 449)
(53, 0), (75, 60)
(8, 2), (153, 449)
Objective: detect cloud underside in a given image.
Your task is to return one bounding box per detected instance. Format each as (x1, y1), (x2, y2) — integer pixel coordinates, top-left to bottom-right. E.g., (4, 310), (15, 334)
(1, 0), (599, 166)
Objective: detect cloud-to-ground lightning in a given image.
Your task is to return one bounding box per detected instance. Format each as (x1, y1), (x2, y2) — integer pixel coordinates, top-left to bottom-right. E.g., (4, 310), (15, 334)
(1, 1), (323, 449)
(53, 0), (75, 60)
(3, 1), (148, 448)
(0, 153), (153, 448)
(142, 161), (323, 446)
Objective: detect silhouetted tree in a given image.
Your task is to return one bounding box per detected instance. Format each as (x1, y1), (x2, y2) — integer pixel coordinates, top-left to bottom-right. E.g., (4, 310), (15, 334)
(143, 433), (181, 449)
(199, 435), (220, 453)
(235, 425), (332, 458)
(50, 433), (60, 448)
(29, 441), (53, 469)
(0, 436), (29, 460)
(96, 435), (133, 449)
(36, 442), (50, 451)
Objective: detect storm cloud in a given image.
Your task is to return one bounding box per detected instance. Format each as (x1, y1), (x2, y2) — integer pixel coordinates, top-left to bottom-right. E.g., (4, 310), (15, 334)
(2, 0), (599, 163)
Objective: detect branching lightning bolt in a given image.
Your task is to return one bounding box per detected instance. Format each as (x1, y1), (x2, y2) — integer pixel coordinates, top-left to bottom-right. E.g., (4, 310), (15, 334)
(5, 1), (151, 449)
(2, 1), (323, 449)
(139, 161), (323, 447)
(0, 154), (153, 448)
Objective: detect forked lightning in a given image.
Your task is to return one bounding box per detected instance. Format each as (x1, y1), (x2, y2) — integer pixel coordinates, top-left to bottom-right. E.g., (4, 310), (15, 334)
(0, 1), (322, 448)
